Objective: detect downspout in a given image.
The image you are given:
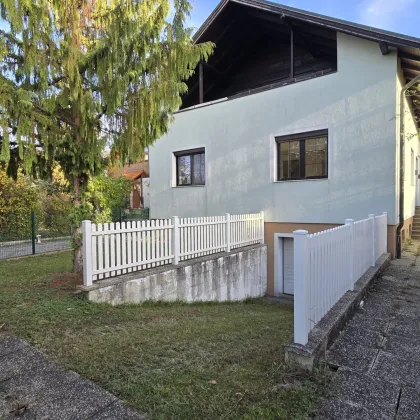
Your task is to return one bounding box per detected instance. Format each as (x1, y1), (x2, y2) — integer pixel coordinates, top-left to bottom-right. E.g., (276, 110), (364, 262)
(396, 73), (420, 258)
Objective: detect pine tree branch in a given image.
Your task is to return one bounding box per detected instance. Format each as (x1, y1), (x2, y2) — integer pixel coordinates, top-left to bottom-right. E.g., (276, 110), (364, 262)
(0, 30), (23, 47)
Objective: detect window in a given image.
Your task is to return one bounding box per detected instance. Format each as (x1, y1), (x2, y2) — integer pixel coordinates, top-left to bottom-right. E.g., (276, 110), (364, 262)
(175, 148), (205, 186)
(276, 130), (328, 180)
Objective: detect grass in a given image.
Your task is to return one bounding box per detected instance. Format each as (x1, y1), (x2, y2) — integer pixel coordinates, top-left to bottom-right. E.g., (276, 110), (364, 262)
(0, 252), (330, 419)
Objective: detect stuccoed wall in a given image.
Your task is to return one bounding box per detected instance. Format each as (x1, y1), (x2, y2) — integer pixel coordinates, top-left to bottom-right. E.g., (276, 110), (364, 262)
(150, 32), (399, 225)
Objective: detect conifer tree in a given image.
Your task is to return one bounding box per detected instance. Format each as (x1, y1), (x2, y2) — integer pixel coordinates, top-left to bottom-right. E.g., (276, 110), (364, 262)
(0, 0), (213, 271)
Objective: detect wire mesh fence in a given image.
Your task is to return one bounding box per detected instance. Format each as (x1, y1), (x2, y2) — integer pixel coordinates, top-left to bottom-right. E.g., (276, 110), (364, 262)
(111, 208), (150, 223)
(0, 211), (72, 260)
(0, 208), (149, 260)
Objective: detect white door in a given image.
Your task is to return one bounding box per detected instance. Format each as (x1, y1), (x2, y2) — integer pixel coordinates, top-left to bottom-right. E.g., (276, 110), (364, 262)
(416, 157), (420, 207)
(283, 238), (294, 295)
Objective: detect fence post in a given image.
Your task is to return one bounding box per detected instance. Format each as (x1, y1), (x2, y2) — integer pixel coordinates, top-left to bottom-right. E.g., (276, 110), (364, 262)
(345, 219), (355, 290)
(260, 211), (265, 244)
(293, 230), (310, 345)
(382, 212), (388, 254)
(172, 216), (180, 265)
(225, 213), (231, 252)
(82, 220), (93, 286)
(31, 211), (36, 255)
(369, 214), (376, 266)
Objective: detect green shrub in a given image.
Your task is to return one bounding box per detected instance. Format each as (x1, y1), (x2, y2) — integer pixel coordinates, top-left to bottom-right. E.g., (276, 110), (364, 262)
(81, 175), (131, 224)
(41, 193), (73, 236)
(0, 170), (42, 240)
(0, 171), (131, 243)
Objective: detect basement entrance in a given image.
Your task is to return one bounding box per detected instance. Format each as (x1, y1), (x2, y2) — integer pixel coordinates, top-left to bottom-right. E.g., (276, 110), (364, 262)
(283, 238), (294, 295)
(274, 234), (294, 296)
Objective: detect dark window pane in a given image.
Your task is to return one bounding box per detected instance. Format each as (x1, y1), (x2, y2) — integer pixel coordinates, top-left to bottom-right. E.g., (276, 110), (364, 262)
(176, 150), (205, 186)
(306, 138), (316, 152)
(306, 164), (316, 177)
(279, 140), (300, 179)
(305, 136), (327, 177)
(289, 141), (300, 178)
(193, 153), (205, 184)
(280, 142), (289, 179)
(277, 131), (327, 181)
(177, 155), (191, 185)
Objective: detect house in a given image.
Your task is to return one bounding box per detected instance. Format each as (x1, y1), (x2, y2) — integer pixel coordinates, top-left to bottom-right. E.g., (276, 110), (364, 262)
(149, 0), (420, 297)
(108, 152), (150, 209)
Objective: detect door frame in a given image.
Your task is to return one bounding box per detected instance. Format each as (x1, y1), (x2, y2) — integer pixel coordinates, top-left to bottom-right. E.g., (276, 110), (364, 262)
(416, 156), (420, 207)
(274, 233), (294, 296)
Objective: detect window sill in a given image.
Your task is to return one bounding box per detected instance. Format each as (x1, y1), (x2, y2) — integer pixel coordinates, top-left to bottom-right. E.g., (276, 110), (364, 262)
(172, 185), (206, 188)
(273, 178), (328, 184)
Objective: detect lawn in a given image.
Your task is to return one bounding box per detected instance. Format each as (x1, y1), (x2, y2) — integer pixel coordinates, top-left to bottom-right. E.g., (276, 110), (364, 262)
(0, 252), (329, 419)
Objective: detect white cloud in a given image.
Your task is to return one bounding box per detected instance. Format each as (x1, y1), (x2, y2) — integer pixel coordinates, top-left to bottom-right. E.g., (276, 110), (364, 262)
(359, 0), (416, 29)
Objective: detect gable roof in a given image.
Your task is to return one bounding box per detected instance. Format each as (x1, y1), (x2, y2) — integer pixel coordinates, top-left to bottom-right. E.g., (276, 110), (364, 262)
(194, 0), (420, 50)
(192, 0), (420, 122)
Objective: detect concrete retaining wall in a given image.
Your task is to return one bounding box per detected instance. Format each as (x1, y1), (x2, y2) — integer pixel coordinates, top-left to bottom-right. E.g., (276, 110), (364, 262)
(81, 244), (267, 305)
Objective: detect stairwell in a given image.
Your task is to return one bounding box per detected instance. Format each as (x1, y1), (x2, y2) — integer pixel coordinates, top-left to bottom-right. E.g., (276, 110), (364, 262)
(412, 207), (420, 239)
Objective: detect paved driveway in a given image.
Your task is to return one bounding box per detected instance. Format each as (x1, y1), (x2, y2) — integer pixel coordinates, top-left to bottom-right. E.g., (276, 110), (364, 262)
(0, 334), (145, 419)
(0, 238), (71, 259)
(317, 241), (420, 419)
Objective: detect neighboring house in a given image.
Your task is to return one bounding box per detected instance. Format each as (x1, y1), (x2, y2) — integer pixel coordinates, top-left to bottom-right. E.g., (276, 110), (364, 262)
(149, 0), (420, 296)
(109, 152), (150, 209)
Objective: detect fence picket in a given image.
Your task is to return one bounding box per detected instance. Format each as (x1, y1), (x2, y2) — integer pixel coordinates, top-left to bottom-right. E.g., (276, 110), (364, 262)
(160, 220), (164, 267)
(136, 221), (141, 270)
(121, 222), (126, 275)
(82, 212), (265, 285)
(97, 224), (104, 280)
(115, 222), (121, 276)
(126, 221), (132, 273)
(110, 222), (115, 277)
(293, 213), (388, 345)
(92, 223), (97, 282)
(140, 220), (145, 270)
(103, 223), (110, 279)
(132, 221), (137, 269)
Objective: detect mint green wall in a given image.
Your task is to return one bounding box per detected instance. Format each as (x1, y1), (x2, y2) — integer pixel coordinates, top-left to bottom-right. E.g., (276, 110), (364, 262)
(150, 33), (398, 225)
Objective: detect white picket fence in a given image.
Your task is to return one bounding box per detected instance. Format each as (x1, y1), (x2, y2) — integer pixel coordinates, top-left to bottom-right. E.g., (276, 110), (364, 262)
(294, 212), (388, 345)
(82, 212), (264, 286)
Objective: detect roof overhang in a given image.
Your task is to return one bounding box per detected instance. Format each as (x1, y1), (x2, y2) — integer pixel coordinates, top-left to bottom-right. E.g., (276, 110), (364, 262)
(194, 0), (420, 49)
(193, 0), (420, 124)
(124, 170), (144, 180)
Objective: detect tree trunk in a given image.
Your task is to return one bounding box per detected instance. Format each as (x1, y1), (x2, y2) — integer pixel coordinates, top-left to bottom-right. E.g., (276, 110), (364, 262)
(73, 226), (83, 274)
(72, 174), (83, 274)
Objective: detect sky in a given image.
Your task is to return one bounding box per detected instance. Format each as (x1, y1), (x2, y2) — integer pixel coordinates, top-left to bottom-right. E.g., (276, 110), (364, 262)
(0, 1), (418, 38)
(188, 0), (420, 38)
